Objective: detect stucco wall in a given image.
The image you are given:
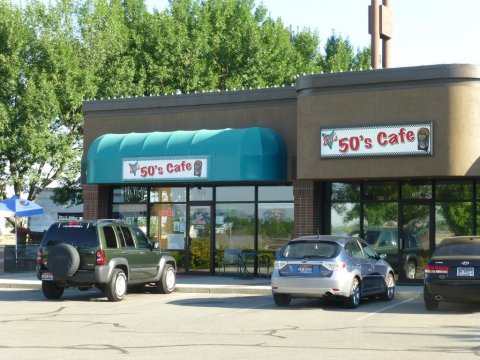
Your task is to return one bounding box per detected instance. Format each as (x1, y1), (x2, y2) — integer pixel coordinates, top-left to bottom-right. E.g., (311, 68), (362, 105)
(296, 64), (480, 180)
(83, 87), (298, 181)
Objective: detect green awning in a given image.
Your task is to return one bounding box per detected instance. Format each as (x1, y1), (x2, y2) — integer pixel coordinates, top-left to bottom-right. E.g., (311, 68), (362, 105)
(86, 127), (287, 183)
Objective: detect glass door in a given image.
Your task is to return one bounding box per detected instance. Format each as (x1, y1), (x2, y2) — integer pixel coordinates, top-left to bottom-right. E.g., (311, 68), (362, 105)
(400, 202), (432, 281)
(188, 205), (213, 273)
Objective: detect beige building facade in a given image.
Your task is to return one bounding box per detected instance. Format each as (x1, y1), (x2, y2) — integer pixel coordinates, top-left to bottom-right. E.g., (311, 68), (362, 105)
(83, 64), (480, 281)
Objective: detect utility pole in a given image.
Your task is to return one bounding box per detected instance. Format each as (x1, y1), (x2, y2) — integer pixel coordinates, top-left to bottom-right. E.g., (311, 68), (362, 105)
(369, 0), (392, 69)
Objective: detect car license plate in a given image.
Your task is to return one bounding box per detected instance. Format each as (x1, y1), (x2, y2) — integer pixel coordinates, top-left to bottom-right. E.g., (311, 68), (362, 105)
(298, 264), (312, 273)
(41, 272), (53, 281)
(457, 267), (474, 277)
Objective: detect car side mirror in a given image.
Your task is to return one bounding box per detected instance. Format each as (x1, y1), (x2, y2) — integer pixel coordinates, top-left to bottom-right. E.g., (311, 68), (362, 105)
(150, 242), (159, 250)
(379, 253), (387, 260)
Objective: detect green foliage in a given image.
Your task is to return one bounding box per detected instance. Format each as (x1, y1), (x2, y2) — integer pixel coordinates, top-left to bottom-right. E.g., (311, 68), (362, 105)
(1, 0), (370, 204)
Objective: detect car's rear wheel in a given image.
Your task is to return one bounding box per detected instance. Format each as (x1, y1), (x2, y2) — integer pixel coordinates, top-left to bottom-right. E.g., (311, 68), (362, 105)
(424, 288), (439, 310)
(106, 269), (127, 302)
(273, 293), (291, 307)
(153, 264), (176, 294)
(343, 278), (361, 308)
(381, 273), (395, 301)
(42, 281), (64, 300)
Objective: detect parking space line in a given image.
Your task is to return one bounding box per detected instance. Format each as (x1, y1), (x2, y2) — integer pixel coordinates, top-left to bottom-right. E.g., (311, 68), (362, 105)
(356, 298), (415, 321)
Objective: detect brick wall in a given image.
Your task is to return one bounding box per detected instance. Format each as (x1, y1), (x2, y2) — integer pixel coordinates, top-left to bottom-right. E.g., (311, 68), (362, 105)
(82, 185), (109, 220)
(293, 180), (321, 237)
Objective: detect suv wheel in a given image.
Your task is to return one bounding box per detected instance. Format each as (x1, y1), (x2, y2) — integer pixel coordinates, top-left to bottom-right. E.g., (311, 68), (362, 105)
(42, 281), (64, 300)
(48, 243), (80, 278)
(106, 269), (127, 302)
(153, 264), (176, 294)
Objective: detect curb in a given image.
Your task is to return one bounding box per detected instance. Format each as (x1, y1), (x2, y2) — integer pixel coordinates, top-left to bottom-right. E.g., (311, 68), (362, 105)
(0, 280), (421, 298)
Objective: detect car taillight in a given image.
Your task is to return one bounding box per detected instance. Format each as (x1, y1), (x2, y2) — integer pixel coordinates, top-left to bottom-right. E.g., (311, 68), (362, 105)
(424, 264), (449, 274)
(96, 250), (106, 265)
(36, 248), (43, 265)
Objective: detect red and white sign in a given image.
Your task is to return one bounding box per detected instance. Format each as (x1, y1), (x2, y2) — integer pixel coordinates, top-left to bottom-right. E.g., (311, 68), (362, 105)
(320, 123), (432, 158)
(122, 158), (208, 181)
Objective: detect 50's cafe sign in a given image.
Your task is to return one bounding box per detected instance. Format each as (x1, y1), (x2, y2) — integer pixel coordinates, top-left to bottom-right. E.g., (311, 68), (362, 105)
(320, 123), (433, 158)
(122, 157), (208, 181)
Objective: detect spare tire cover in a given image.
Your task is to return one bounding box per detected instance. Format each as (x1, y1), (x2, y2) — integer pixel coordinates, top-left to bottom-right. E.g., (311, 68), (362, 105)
(48, 243), (80, 278)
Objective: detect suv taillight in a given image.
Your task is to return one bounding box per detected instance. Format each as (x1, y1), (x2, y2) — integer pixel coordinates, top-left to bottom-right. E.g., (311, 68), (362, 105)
(424, 264), (449, 274)
(36, 248), (43, 265)
(96, 250), (106, 265)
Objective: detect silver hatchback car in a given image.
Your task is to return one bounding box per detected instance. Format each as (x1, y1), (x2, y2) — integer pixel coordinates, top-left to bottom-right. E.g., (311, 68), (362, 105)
(271, 235), (396, 308)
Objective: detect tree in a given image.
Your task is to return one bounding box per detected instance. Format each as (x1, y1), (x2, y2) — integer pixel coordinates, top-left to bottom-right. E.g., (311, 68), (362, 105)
(0, 0), (89, 202)
(0, 0), (370, 206)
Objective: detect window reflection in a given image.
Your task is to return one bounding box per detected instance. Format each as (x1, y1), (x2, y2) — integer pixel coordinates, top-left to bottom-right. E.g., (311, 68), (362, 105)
(215, 203), (255, 251)
(435, 202), (473, 245)
(329, 183), (361, 202)
(111, 204), (147, 233)
(258, 203), (294, 251)
(150, 187), (186, 202)
(331, 202), (360, 236)
(401, 181), (432, 199)
(435, 181), (473, 201)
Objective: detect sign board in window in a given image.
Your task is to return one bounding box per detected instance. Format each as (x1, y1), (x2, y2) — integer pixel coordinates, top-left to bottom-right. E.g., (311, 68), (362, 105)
(320, 123), (433, 158)
(123, 157), (208, 181)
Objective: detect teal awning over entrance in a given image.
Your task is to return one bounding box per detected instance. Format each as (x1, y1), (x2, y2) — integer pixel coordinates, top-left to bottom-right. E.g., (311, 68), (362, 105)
(86, 127), (287, 183)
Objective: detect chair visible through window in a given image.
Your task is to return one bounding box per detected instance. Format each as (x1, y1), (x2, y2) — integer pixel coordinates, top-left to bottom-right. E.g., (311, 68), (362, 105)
(219, 249), (243, 276)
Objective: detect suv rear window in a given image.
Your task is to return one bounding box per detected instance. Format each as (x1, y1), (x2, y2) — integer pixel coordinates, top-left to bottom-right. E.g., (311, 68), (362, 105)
(42, 222), (98, 247)
(283, 241), (340, 259)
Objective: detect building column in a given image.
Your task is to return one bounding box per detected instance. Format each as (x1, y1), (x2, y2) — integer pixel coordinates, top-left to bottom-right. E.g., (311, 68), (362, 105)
(83, 185), (109, 220)
(293, 180), (321, 237)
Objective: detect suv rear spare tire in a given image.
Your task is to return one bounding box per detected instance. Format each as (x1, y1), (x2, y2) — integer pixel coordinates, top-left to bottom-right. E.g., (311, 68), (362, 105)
(48, 243), (80, 278)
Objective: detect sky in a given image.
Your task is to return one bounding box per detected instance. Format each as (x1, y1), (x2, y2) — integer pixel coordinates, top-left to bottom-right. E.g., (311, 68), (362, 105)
(147, 0), (480, 68)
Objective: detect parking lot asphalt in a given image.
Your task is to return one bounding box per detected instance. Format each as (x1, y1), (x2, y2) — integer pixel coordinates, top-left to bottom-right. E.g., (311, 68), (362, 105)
(0, 271), (422, 298)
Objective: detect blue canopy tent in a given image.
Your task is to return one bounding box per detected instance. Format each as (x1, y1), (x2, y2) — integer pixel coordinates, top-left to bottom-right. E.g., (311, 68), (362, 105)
(0, 196), (44, 263)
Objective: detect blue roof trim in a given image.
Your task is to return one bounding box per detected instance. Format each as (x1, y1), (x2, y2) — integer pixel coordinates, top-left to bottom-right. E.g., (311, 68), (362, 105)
(86, 127), (287, 183)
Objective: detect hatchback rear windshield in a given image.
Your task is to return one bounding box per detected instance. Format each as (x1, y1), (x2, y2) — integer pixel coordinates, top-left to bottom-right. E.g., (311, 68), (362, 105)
(42, 223), (98, 247)
(433, 243), (480, 257)
(282, 241), (341, 259)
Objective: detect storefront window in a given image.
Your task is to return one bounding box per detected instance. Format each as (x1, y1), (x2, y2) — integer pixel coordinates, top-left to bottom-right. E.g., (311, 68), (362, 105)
(435, 202), (473, 245)
(112, 187), (148, 203)
(331, 202), (360, 236)
(258, 203), (294, 251)
(189, 187), (213, 201)
(436, 181), (473, 201)
(217, 186), (254, 201)
(150, 187), (186, 203)
(363, 203), (399, 270)
(215, 203), (255, 251)
(111, 204), (147, 233)
(329, 183), (361, 202)
(401, 181), (432, 199)
(258, 186), (293, 201)
(364, 182), (398, 201)
(150, 204), (187, 271)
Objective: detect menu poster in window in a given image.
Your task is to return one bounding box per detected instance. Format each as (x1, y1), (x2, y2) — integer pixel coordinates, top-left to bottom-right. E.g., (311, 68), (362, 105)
(167, 234), (185, 249)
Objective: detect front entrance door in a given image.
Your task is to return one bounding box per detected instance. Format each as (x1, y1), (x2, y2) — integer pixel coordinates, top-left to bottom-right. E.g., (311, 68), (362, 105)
(187, 205), (213, 273)
(400, 202), (432, 281)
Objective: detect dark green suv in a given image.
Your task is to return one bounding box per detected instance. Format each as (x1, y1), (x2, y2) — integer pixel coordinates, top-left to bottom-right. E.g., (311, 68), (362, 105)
(36, 219), (177, 301)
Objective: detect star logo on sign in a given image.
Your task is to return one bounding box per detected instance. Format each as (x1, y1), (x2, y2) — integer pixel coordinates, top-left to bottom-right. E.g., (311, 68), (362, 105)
(129, 161), (139, 176)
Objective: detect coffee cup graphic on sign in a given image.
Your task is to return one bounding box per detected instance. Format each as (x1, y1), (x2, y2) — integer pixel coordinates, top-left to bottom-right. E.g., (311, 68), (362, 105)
(417, 128), (429, 151)
(194, 160), (202, 177)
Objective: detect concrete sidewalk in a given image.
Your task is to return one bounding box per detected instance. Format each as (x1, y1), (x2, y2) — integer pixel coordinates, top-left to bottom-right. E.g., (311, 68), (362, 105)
(0, 271), (422, 298)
